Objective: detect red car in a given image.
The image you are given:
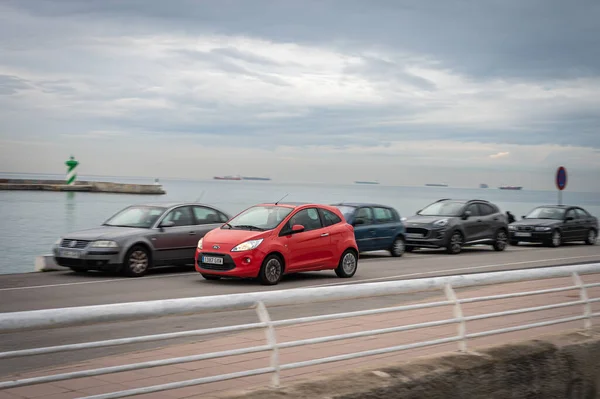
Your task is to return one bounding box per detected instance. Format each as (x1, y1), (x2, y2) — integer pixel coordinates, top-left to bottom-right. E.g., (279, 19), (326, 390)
(195, 202), (359, 285)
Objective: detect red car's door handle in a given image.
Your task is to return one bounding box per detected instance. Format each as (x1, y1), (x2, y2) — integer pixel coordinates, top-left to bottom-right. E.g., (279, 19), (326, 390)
(320, 233), (329, 237)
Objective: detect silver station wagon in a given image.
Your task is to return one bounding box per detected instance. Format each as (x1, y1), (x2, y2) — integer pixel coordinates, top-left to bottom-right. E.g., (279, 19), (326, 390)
(53, 202), (231, 277)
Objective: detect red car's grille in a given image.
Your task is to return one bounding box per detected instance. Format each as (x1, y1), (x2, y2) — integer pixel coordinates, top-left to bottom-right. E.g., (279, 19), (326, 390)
(198, 252), (236, 271)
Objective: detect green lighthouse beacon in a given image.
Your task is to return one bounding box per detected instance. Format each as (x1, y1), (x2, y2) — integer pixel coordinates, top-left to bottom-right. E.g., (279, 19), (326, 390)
(65, 156), (79, 186)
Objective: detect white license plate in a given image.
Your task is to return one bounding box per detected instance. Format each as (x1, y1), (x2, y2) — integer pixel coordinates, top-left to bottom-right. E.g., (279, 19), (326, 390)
(60, 250), (80, 258)
(202, 256), (223, 265)
(515, 232), (532, 237)
(406, 233), (423, 238)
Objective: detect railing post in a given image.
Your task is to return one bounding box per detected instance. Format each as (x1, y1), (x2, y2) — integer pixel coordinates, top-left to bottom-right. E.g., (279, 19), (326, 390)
(444, 283), (467, 352)
(572, 272), (592, 330)
(254, 301), (280, 387)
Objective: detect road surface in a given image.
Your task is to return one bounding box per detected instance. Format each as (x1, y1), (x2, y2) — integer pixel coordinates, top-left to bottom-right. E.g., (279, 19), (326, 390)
(0, 243), (599, 377)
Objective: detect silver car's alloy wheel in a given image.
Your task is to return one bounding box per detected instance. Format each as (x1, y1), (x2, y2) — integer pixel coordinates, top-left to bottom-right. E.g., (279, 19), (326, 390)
(392, 238), (405, 256)
(342, 252), (357, 275)
(265, 258), (282, 284)
(552, 231), (561, 247)
(129, 250), (149, 274)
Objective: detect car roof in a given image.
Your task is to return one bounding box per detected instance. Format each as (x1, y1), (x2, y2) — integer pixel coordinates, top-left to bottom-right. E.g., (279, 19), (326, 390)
(435, 198), (492, 204)
(256, 202), (310, 208)
(256, 202), (340, 210)
(332, 202), (394, 208)
(128, 202), (228, 210)
(534, 205), (576, 208)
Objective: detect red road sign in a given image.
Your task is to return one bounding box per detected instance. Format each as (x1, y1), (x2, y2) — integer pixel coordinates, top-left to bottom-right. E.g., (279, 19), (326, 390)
(556, 166), (567, 191)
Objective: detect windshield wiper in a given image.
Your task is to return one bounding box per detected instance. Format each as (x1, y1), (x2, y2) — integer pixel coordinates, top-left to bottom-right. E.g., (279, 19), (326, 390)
(223, 222), (234, 229)
(232, 224), (265, 231)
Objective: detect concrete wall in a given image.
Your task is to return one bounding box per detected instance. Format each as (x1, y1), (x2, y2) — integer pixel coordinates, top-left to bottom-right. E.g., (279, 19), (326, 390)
(0, 179), (165, 194)
(226, 329), (600, 399)
(89, 181), (164, 194)
(0, 179), (69, 184)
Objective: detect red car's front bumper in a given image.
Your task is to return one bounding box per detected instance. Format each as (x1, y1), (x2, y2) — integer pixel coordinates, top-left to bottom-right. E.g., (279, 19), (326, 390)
(195, 248), (267, 278)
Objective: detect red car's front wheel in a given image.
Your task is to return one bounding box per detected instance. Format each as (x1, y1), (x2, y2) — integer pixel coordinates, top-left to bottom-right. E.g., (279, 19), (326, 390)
(259, 254), (284, 285)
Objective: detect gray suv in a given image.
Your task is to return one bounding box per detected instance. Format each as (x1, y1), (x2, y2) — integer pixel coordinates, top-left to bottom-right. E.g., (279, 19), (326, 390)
(403, 199), (509, 254)
(53, 202), (231, 277)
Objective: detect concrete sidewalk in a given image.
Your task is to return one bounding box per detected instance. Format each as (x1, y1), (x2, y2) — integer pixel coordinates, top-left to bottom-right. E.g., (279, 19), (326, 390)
(1, 274), (599, 399)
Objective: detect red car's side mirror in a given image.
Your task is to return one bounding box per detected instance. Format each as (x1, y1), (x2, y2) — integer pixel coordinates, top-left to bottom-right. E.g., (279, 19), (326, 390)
(292, 224), (305, 233)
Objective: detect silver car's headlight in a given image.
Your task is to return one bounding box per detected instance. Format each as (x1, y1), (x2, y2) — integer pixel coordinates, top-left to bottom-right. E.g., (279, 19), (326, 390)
(508, 225), (516, 230)
(231, 239), (263, 252)
(54, 238), (62, 245)
(91, 240), (118, 248)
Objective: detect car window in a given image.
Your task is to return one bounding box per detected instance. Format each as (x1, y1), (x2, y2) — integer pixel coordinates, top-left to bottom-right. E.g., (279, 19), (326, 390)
(477, 203), (495, 216)
(193, 206), (224, 225)
(162, 206), (194, 227)
(418, 201), (465, 216)
(565, 209), (577, 220)
(321, 209), (342, 226)
(575, 208), (590, 219)
(229, 205), (293, 231)
(104, 206), (166, 228)
(525, 207), (565, 220)
(355, 207), (374, 225)
(466, 204), (480, 216)
(287, 208), (323, 232)
(335, 205), (356, 221)
(373, 207), (394, 223)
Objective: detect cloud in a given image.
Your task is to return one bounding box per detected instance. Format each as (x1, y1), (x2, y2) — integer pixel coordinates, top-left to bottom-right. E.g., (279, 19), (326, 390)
(0, 75), (31, 95)
(0, 0), (599, 190)
(490, 151), (510, 159)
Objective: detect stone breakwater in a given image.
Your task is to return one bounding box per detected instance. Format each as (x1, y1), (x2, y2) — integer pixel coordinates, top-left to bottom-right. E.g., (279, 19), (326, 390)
(0, 179), (166, 195)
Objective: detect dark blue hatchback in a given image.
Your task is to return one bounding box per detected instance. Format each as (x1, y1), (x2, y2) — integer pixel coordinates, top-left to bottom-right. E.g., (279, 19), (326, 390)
(332, 203), (406, 257)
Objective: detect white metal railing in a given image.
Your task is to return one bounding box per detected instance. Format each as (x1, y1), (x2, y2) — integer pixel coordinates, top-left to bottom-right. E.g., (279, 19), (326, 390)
(0, 263), (599, 399)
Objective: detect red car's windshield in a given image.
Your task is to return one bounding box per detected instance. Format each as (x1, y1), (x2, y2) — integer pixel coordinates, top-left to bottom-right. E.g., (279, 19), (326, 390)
(225, 206), (294, 231)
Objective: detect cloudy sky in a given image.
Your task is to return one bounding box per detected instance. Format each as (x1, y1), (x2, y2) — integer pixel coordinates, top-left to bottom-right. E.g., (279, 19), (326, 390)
(1, 0), (599, 191)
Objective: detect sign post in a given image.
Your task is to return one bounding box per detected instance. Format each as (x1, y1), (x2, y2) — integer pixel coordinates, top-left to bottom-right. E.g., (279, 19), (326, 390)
(555, 166), (567, 205)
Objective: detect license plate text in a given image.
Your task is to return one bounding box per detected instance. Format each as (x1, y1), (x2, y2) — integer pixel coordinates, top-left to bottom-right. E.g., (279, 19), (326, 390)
(61, 250), (80, 258)
(203, 256), (224, 265)
(515, 232), (532, 237)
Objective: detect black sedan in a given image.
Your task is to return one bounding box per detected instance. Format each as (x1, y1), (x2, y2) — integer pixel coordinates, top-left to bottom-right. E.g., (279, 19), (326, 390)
(509, 205), (598, 247)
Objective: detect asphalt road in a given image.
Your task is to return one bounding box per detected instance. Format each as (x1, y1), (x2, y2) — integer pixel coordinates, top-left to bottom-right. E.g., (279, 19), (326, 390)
(1, 243), (599, 377)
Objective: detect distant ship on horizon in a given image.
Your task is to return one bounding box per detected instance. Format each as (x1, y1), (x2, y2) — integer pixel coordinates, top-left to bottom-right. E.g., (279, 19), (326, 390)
(499, 185), (523, 190)
(425, 183), (449, 187)
(242, 176), (271, 181)
(480, 183), (489, 188)
(354, 180), (379, 185)
(213, 175), (242, 181)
